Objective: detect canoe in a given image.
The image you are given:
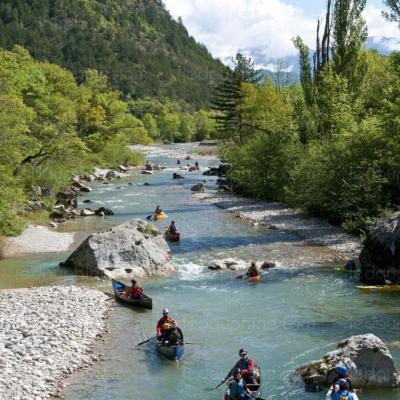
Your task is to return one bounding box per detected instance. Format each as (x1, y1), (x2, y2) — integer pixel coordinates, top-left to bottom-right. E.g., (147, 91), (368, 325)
(333, 267), (360, 273)
(156, 338), (184, 361)
(112, 279), (153, 310)
(154, 212), (165, 221)
(221, 366), (262, 400)
(165, 230), (180, 242)
(356, 284), (400, 293)
(248, 275), (261, 283)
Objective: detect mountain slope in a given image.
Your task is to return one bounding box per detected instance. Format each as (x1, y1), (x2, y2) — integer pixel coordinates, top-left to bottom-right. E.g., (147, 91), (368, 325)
(0, 0), (226, 107)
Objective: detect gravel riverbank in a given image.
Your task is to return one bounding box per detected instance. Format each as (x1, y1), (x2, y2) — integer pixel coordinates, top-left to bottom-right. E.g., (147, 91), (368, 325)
(0, 285), (110, 400)
(196, 189), (362, 258)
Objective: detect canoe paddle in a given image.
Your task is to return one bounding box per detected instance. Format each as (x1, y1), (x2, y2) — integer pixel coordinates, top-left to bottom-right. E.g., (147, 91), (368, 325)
(136, 337), (153, 346)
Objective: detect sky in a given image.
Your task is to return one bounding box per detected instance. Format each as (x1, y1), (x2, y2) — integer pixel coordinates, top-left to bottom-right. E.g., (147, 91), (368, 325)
(163, 0), (400, 68)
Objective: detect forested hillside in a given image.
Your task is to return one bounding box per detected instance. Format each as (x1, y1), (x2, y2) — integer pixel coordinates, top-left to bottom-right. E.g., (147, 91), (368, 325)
(0, 0), (226, 108)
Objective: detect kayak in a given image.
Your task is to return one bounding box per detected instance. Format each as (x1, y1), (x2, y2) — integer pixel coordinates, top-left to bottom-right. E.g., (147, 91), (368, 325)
(154, 212), (166, 221)
(165, 230), (180, 242)
(185, 155), (192, 160)
(156, 335), (184, 361)
(221, 366), (262, 400)
(112, 279), (153, 310)
(333, 267), (360, 273)
(356, 284), (400, 293)
(248, 275), (261, 283)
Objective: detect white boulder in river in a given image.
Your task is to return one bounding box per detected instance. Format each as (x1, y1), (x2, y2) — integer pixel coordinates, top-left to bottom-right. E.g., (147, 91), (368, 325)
(296, 334), (400, 388)
(61, 219), (175, 278)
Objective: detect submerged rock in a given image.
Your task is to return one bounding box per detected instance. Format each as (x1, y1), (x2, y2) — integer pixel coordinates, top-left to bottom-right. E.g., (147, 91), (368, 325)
(191, 183), (205, 192)
(360, 212), (400, 284)
(60, 219), (175, 278)
(208, 258), (248, 271)
(296, 334), (400, 388)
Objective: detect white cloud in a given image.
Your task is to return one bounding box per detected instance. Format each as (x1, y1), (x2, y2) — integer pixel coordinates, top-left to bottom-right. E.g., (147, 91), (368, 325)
(163, 0), (316, 63)
(364, 5), (400, 51)
(163, 0), (400, 64)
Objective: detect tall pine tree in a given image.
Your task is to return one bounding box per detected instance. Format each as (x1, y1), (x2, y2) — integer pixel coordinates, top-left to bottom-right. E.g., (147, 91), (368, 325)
(212, 53), (259, 143)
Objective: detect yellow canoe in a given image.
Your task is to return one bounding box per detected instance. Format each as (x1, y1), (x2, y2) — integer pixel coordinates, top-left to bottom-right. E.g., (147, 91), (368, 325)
(154, 212), (165, 221)
(356, 285), (400, 293)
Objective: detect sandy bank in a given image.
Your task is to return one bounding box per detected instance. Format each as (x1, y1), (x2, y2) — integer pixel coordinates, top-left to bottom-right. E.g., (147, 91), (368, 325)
(0, 285), (110, 400)
(196, 190), (361, 258)
(1, 225), (77, 258)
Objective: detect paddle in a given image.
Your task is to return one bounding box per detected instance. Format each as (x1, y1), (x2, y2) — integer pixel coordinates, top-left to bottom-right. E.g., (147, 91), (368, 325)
(206, 366), (235, 391)
(146, 214), (154, 220)
(136, 337), (153, 346)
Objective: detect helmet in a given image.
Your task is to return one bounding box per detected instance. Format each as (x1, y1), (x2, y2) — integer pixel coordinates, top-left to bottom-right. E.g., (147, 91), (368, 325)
(163, 308), (169, 315)
(234, 368), (241, 374)
(336, 365), (348, 376)
(162, 322), (172, 331)
(171, 221), (175, 224)
(239, 349), (247, 356)
(251, 261), (256, 266)
(131, 279), (137, 285)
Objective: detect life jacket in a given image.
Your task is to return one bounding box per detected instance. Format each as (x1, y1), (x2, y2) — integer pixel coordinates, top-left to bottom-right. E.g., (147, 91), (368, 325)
(229, 379), (246, 399)
(332, 390), (354, 400)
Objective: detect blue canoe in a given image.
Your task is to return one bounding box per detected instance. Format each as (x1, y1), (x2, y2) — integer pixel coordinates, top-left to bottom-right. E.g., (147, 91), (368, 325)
(156, 337), (185, 361)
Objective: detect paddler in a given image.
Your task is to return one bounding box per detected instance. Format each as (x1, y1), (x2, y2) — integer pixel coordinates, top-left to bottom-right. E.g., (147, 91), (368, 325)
(155, 205), (163, 216)
(330, 379), (356, 400)
(167, 220), (177, 234)
(332, 365), (354, 393)
(246, 261), (260, 279)
(156, 308), (177, 343)
(232, 349), (257, 384)
(124, 279), (144, 299)
(226, 368), (253, 400)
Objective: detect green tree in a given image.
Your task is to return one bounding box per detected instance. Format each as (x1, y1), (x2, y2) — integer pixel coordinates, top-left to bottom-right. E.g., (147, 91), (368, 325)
(143, 113), (159, 139)
(383, 0), (400, 26)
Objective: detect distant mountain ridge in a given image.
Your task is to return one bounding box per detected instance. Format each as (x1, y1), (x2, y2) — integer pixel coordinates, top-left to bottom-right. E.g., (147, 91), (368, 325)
(0, 0), (226, 108)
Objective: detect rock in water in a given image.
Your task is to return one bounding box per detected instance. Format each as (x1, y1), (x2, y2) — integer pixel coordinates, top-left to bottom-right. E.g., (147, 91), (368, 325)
(191, 183), (205, 192)
(60, 219), (175, 278)
(208, 258), (248, 271)
(296, 334), (400, 388)
(359, 212), (400, 284)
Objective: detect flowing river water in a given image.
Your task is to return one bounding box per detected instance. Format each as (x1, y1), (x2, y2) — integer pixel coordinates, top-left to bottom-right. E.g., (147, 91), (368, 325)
(1, 144), (400, 400)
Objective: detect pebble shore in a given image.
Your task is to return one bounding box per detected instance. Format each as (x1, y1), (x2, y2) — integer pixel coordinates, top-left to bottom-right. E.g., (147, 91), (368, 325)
(196, 190), (361, 258)
(0, 285), (110, 400)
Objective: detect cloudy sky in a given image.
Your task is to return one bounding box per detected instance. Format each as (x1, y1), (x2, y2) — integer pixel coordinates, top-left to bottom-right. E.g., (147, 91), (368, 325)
(163, 0), (400, 67)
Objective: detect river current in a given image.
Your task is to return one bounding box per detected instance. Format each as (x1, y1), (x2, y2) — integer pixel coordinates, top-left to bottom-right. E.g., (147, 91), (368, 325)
(1, 144), (399, 400)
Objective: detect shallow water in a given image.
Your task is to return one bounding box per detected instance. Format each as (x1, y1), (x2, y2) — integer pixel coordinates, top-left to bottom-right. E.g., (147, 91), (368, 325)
(1, 144), (400, 399)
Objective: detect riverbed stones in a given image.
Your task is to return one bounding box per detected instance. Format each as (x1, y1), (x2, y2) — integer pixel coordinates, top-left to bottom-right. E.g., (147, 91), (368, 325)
(296, 334), (400, 388)
(208, 258), (248, 271)
(0, 285), (109, 400)
(60, 219), (175, 278)
(359, 212), (400, 284)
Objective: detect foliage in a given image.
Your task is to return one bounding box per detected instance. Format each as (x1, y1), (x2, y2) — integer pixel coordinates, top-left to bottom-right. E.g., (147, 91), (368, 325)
(0, 0), (226, 108)
(382, 0), (400, 26)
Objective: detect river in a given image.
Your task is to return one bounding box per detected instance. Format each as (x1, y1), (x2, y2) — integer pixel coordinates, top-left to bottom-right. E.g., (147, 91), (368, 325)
(1, 144), (399, 400)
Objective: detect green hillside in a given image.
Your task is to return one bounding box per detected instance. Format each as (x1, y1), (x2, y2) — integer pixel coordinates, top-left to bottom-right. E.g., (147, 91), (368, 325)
(0, 0), (226, 107)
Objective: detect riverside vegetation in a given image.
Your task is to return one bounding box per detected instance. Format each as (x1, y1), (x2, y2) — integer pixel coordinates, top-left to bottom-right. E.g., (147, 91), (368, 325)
(213, 0), (400, 235)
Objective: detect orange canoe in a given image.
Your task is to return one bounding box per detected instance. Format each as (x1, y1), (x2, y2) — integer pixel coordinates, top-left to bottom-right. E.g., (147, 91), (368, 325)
(248, 275), (261, 283)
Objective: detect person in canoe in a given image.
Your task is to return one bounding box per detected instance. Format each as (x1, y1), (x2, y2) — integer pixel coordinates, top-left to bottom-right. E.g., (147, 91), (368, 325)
(232, 349), (257, 384)
(155, 205), (163, 216)
(226, 368), (253, 400)
(344, 259), (357, 271)
(123, 279), (144, 299)
(166, 221), (177, 234)
(156, 308), (182, 344)
(195, 161), (199, 170)
(246, 261), (260, 279)
(330, 379), (356, 400)
(177, 159), (181, 165)
(332, 366), (354, 393)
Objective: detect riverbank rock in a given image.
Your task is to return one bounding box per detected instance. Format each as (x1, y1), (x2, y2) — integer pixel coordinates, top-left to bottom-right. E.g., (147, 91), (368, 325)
(296, 334), (400, 388)
(208, 258), (248, 271)
(360, 212), (400, 284)
(60, 219), (175, 278)
(203, 164), (231, 177)
(173, 173), (184, 179)
(191, 183), (205, 192)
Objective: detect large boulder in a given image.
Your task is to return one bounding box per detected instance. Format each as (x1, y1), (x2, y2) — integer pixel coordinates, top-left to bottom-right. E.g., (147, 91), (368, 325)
(203, 164), (231, 177)
(360, 212), (400, 284)
(191, 183), (205, 192)
(60, 219), (175, 278)
(296, 334), (400, 388)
